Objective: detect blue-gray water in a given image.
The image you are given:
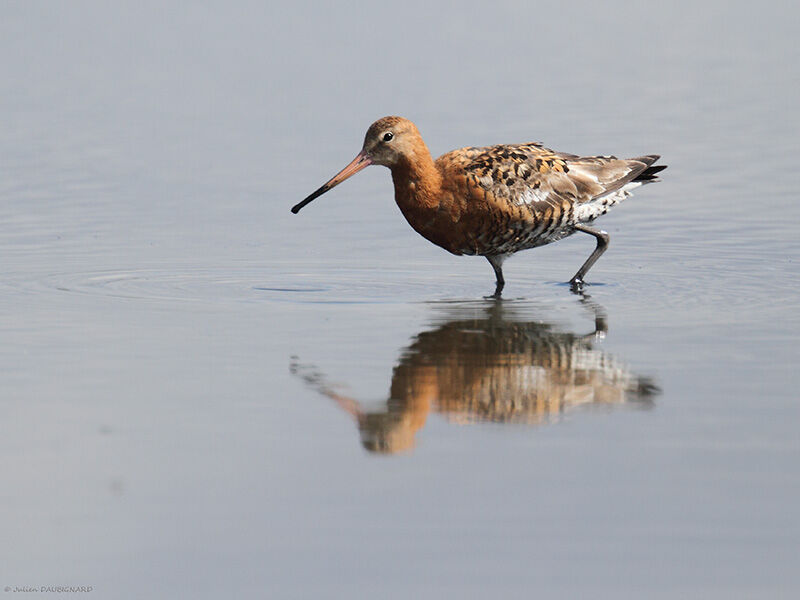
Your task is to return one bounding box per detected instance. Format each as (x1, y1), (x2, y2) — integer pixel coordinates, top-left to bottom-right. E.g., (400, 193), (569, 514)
(1, 2), (798, 598)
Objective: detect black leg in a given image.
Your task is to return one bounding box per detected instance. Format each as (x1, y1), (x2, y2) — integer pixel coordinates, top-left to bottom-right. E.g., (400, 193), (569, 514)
(569, 224), (609, 289)
(486, 256), (505, 298)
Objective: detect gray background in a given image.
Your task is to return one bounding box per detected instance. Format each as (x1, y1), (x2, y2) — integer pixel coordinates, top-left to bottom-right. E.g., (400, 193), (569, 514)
(1, 1), (798, 598)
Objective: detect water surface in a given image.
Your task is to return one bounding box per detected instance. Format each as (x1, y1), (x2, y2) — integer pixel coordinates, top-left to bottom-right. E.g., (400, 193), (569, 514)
(1, 2), (798, 598)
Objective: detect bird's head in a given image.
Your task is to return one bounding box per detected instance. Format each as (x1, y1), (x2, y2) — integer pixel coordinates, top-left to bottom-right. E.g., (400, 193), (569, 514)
(291, 116), (422, 214)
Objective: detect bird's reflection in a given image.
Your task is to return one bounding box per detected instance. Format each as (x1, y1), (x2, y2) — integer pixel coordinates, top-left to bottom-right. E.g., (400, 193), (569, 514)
(291, 297), (658, 454)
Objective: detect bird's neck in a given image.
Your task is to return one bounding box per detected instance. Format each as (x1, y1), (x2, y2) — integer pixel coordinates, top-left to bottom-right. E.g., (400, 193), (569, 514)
(390, 143), (442, 213)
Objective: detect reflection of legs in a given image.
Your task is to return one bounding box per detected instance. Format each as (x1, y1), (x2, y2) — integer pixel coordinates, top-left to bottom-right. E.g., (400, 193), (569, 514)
(486, 255), (505, 297)
(575, 292), (608, 339)
(570, 224), (609, 288)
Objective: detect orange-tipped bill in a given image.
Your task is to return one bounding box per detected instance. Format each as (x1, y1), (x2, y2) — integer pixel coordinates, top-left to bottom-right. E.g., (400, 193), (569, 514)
(291, 151), (372, 214)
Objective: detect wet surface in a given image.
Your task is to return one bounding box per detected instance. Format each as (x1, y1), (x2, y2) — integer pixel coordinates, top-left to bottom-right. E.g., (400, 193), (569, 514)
(1, 2), (798, 598)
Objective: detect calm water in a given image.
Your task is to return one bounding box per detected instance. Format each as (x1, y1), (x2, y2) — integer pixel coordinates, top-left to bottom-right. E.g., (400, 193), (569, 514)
(1, 2), (798, 598)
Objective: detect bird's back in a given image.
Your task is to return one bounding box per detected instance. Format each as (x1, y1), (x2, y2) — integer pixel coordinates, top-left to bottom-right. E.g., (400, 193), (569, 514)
(432, 143), (664, 256)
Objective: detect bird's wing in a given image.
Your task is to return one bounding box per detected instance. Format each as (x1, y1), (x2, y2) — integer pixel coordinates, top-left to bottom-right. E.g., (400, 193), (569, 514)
(443, 143), (654, 210)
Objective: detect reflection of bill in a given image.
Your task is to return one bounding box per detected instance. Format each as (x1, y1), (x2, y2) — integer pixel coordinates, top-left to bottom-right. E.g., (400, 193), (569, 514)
(291, 300), (658, 454)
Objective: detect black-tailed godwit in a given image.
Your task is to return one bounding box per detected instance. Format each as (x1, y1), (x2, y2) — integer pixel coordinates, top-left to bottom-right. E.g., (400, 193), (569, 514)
(292, 116), (665, 296)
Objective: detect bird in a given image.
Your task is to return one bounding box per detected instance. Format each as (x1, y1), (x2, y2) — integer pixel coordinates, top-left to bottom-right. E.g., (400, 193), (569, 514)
(292, 116), (665, 296)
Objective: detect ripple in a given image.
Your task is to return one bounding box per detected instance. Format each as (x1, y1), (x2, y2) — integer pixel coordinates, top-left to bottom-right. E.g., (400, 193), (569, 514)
(4, 245), (795, 317)
(5, 264), (506, 306)
(254, 286), (330, 293)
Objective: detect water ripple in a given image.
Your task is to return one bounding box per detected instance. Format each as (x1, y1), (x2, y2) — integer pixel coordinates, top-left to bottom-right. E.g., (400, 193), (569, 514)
(4, 265), (512, 306)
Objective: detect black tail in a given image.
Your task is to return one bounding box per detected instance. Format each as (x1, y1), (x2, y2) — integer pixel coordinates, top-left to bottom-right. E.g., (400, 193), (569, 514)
(632, 155), (667, 183)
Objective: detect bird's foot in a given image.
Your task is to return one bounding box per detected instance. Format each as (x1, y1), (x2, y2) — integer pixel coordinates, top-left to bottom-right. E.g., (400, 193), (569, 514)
(569, 277), (586, 294)
(484, 282), (504, 299)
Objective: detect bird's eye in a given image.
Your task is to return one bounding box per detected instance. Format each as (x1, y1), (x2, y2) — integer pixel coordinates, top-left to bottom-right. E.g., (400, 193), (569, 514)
(382, 132), (394, 142)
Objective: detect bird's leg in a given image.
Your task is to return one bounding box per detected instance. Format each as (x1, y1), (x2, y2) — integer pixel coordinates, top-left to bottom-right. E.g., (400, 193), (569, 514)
(486, 255), (505, 298)
(569, 224), (610, 290)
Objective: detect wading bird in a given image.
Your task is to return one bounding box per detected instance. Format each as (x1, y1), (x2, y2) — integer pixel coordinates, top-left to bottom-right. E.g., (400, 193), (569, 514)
(292, 117), (665, 296)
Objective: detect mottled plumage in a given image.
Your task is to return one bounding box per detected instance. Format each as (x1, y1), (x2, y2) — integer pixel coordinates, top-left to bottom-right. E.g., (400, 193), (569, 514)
(293, 116), (665, 295)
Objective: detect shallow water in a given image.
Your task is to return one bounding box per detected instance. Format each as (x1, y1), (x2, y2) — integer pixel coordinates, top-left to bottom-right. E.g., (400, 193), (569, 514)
(1, 2), (798, 598)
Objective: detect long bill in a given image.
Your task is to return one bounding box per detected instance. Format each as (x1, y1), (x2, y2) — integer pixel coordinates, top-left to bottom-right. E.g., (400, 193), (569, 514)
(291, 151), (372, 214)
